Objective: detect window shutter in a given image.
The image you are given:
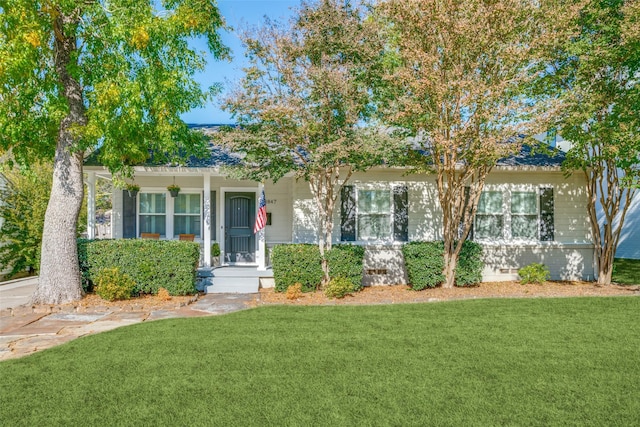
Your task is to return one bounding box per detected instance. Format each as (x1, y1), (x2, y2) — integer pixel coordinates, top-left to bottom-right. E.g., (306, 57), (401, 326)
(393, 185), (408, 242)
(122, 190), (136, 238)
(341, 185), (356, 241)
(211, 191), (216, 240)
(539, 187), (554, 241)
(461, 186), (474, 240)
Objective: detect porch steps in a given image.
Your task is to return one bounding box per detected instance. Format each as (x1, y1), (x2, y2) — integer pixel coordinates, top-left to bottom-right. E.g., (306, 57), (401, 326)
(197, 266), (272, 294)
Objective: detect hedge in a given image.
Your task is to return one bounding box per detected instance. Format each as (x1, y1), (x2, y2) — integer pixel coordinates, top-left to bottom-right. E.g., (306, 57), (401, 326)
(271, 244), (364, 292)
(402, 241), (483, 290)
(77, 239), (200, 295)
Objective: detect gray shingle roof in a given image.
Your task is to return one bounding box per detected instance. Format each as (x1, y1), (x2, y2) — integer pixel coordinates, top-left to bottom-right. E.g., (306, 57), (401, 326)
(85, 125), (566, 169)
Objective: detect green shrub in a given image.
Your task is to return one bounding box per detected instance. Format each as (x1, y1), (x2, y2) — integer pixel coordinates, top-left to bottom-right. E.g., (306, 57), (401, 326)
(94, 267), (136, 301)
(326, 245), (365, 291)
(518, 263), (550, 284)
(402, 241), (484, 290)
(402, 241), (444, 290)
(0, 162), (87, 279)
(324, 276), (355, 299)
(272, 244), (364, 292)
(77, 239), (199, 295)
(455, 241), (484, 286)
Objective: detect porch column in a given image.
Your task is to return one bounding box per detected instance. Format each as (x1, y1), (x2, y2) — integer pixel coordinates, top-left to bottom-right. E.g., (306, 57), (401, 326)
(203, 172), (212, 267)
(257, 182), (267, 271)
(87, 172), (96, 239)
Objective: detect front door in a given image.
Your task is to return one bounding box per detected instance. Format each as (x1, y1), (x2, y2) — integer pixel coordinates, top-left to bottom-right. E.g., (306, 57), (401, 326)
(224, 192), (256, 264)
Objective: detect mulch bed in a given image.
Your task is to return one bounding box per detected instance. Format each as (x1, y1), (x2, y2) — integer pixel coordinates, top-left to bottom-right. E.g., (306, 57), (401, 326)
(258, 281), (640, 306)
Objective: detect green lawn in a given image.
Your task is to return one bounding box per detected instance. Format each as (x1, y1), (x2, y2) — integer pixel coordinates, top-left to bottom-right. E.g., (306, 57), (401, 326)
(613, 258), (640, 284)
(1, 298), (640, 426)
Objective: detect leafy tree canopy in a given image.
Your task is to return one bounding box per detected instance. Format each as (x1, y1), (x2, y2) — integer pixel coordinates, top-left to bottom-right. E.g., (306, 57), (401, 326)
(0, 0), (229, 179)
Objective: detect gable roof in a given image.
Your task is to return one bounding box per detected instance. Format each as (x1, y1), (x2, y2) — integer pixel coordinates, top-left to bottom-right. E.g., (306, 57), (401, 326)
(84, 125), (567, 169)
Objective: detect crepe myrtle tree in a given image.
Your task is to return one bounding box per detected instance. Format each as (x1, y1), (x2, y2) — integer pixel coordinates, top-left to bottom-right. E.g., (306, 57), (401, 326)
(0, 0), (228, 304)
(375, 0), (571, 288)
(218, 0), (392, 285)
(549, 0), (640, 285)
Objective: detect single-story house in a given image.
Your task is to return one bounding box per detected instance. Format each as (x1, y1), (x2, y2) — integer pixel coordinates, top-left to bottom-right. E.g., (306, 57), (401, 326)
(84, 129), (596, 289)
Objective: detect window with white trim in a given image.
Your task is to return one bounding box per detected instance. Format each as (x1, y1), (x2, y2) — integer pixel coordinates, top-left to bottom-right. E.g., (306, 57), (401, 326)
(475, 191), (504, 239)
(474, 188), (552, 241)
(357, 189), (391, 241)
(139, 193), (166, 237)
(174, 193), (201, 237)
(510, 191), (538, 239)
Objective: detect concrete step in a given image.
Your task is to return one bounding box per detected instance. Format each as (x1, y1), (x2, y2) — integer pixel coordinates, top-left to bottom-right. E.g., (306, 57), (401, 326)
(205, 276), (259, 294)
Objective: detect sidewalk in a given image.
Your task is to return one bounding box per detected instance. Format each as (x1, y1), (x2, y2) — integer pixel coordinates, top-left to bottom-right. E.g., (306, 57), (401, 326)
(0, 282), (257, 361)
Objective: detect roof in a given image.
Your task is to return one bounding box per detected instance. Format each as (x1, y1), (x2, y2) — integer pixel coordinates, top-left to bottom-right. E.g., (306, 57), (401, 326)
(496, 144), (566, 167)
(84, 125), (566, 169)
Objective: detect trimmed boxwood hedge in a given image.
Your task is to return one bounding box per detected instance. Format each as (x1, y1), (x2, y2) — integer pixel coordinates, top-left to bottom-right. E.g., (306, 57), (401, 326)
(402, 241), (483, 290)
(271, 244), (364, 292)
(77, 239), (200, 295)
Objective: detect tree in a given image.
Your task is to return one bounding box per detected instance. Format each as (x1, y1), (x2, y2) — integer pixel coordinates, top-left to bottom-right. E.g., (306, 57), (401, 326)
(219, 0), (388, 285)
(0, 163), (86, 278)
(547, 0), (640, 284)
(375, 0), (566, 288)
(0, 0), (228, 303)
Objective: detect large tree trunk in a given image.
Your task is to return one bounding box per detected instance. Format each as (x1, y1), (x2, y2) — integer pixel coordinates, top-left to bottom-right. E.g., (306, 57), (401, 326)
(32, 10), (86, 304)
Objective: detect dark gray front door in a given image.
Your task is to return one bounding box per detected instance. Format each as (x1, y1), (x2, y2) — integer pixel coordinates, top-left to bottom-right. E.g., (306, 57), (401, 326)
(224, 192), (255, 263)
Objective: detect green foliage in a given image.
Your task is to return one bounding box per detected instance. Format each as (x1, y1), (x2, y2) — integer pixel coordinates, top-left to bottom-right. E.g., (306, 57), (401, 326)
(272, 244), (365, 292)
(324, 276), (355, 299)
(402, 242), (445, 290)
(77, 239), (199, 295)
(272, 244), (323, 292)
(211, 242), (221, 257)
(518, 263), (550, 285)
(455, 241), (484, 286)
(402, 241), (484, 290)
(0, 163), (86, 278)
(612, 258), (640, 285)
(325, 245), (365, 291)
(94, 267), (137, 301)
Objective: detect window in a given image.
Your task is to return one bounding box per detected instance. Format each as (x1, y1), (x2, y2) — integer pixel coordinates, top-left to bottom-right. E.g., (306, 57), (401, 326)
(476, 191), (504, 239)
(473, 188), (554, 241)
(341, 185), (408, 242)
(511, 192), (537, 239)
(357, 189), (391, 241)
(139, 193), (166, 237)
(174, 193), (201, 237)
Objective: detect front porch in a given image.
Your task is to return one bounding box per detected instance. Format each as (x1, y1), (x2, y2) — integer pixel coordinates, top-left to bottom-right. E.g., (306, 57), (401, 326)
(197, 266), (274, 294)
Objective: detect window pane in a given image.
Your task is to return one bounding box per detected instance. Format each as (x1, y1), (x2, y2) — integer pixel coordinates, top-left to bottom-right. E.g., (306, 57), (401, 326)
(511, 192), (536, 214)
(140, 215), (166, 235)
(478, 191), (502, 214)
(476, 214), (503, 239)
(358, 190), (390, 214)
(512, 215), (538, 239)
(139, 193), (166, 214)
(358, 214), (391, 240)
(175, 194), (200, 214)
(174, 215), (201, 237)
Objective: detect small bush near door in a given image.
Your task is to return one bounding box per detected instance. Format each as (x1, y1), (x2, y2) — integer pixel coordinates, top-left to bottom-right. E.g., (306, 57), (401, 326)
(78, 239), (200, 295)
(402, 241), (484, 290)
(271, 244), (364, 292)
(94, 267), (136, 301)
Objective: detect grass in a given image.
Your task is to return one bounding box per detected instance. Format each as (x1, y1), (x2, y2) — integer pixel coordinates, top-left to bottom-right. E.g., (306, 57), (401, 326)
(1, 297), (640, 426)
(613, 258), (640, 284)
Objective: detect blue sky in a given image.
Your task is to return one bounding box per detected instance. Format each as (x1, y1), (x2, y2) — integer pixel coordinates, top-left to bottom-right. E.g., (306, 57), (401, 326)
(181, 0), (300, 124)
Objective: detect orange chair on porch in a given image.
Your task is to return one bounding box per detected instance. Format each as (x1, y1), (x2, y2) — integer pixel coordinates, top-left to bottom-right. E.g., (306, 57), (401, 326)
(140, 232), (160, 240)
(178, 234), (195, 241)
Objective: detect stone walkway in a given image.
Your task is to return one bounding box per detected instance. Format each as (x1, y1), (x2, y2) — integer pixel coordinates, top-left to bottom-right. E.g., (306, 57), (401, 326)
(0, 292), (257, 361)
